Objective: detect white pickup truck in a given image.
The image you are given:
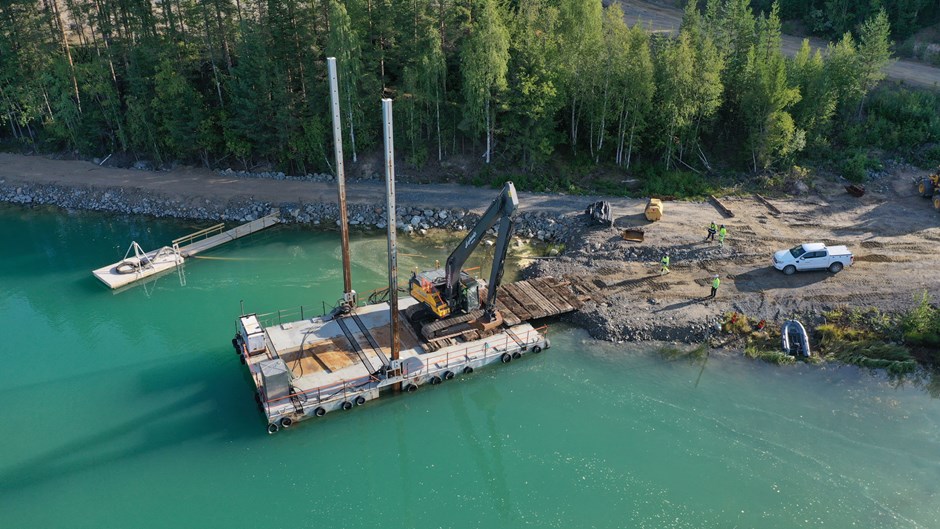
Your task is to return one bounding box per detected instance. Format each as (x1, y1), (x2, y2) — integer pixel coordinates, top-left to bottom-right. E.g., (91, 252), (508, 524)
(773, 243), (854, 275)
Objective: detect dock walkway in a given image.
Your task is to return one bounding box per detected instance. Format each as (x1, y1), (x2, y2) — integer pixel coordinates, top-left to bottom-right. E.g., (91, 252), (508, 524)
(177, 214), (280, 257)
(93, 213), (280, 289)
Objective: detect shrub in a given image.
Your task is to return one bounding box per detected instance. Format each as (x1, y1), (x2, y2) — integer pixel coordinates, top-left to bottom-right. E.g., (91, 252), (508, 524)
(640, 169), (713, 198)
(901, 292), (940, 348)
(841, 152), (870, 183)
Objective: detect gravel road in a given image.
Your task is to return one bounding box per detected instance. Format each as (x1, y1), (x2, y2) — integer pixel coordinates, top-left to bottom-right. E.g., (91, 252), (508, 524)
(2, 152), (939, 345)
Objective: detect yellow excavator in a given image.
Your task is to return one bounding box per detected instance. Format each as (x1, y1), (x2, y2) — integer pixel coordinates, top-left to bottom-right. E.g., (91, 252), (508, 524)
(918, 170), (940, 212)
(408, 181), (518, 343)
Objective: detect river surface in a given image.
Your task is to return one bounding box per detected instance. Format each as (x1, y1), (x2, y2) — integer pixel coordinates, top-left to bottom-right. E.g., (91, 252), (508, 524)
(2, 205), (939, 529)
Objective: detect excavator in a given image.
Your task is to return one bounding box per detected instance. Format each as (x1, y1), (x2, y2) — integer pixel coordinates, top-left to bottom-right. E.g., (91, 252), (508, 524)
(407, 181), (518, 346)
(918, 170), (940, 212)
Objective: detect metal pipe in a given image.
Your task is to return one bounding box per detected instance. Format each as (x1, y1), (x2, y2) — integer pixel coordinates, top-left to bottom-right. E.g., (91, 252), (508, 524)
(328, 57), (353, 304)
(382, 98), (401, 374)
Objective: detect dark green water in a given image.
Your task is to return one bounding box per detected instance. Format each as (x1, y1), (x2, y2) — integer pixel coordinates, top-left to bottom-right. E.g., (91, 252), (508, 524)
(2, 205), (939, 529)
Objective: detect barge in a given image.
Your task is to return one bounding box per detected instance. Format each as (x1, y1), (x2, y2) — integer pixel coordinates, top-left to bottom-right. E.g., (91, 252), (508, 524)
(234, 295), (551, 433)
(231, 72), (580, 434)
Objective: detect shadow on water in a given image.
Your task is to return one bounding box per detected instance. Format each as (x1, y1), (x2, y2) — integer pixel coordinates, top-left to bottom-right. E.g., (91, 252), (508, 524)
(0, 353), (257, 492)
(447, 378), (514, 519)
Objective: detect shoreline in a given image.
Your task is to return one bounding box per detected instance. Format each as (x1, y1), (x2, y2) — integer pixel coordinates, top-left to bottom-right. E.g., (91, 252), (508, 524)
(2, 153), (939, 369)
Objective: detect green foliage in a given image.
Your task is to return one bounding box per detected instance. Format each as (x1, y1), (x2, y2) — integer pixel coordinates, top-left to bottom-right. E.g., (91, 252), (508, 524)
(0, 0), (909, 181)
(840, 151), (871, 183)
(659, 343), (709, 362)
(901, 292), (940, 349)
(744, 341), (796, 364)
(838, 87), (940, 164)
(639, 169), (714, 198)
(739, 5), (803, 170)
(818, 306), (920, 374)
(460, 0), (510, 164)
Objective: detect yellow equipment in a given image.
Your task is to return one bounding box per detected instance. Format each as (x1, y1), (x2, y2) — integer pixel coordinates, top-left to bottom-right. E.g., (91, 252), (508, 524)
(409, 271), (453, 318)
(645, 198), (663, 221)
(407, 182), (518, 341)
(917, 171), (940, 212)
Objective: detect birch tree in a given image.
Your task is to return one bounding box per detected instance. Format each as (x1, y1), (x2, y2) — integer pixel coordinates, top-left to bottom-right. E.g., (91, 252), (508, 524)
(460, 0), (509, 164)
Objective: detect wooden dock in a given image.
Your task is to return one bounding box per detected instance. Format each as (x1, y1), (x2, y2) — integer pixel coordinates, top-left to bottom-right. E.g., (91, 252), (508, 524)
(494, 276), (585, 326)
(93, 213), (280, 289)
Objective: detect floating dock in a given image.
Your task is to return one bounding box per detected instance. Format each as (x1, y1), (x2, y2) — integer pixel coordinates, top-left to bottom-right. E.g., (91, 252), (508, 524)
(233, 276), (582, 433)
(93, 213), (280, 289)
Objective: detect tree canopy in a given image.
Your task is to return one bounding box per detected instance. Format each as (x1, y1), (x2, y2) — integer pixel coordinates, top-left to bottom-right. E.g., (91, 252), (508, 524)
(0, 0), (897, 178)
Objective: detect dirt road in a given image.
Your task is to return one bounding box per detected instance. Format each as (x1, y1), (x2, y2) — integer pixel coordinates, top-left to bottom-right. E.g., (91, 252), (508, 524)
(0, 153), (655, 216)
(2, 152), (939, 343)
(618, 0), (940, 90)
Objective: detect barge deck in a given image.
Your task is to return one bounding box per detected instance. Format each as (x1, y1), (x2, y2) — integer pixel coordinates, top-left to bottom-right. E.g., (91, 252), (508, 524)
(235, 276), (583, 433)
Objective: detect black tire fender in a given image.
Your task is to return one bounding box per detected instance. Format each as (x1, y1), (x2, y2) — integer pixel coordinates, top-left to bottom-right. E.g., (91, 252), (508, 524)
(512, 351), (522, 359)
(443, 370), (455, 380)
(405, 383), (418, 393)
(341, 401), (353, 410)
(267, 423), (279, 435)
(430, 376), (442, 385)
(314, 407), (326, 417)
(355, 395), (366, 406)
(279, 417), (293, 429)
(463, 366), (474, 374)
(501, 353), (512, 363)
(532, 345), (542, 354)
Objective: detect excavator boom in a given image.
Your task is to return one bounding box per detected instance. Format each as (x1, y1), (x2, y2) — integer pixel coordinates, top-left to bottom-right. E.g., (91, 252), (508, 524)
(444, 182), (518, 312)
(408, 182), (519, 339)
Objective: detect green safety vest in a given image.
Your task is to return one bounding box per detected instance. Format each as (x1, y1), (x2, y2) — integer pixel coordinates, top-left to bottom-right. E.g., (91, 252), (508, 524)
(712, 277), (720, 289)
(661, 256), (670, 266)
(719, 228), (727, 237)
(709, 223), (717, 231)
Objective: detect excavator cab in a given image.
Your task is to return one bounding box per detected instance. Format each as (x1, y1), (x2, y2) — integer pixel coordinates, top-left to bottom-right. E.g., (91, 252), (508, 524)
(409, 269), (481, 318)
(406, 182), (518, 344)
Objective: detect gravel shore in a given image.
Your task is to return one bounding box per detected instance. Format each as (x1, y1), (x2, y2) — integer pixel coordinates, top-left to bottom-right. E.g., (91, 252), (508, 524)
(3, 153), (939, 348)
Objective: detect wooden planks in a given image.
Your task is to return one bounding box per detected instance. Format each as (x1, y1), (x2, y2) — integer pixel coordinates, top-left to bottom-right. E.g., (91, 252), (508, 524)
(754, 193), (781, 215)
(709, 194), (735, 218)
(495, 276), (585, 322)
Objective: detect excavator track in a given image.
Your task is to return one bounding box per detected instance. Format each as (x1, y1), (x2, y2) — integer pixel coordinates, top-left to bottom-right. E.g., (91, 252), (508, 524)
(421, 310), (486, 340)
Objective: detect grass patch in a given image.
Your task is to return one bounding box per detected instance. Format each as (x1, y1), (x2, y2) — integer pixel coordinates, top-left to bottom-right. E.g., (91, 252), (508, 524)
(818, 305), (921, 374)
(744, 343), (796, 365)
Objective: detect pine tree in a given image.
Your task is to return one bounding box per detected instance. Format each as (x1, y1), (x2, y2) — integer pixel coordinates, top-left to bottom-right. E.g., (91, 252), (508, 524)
(739, 3), (802, 171)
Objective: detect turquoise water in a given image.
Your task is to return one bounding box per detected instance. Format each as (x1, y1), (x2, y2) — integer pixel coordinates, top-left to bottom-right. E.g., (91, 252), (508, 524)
(2, 204), (939, 529)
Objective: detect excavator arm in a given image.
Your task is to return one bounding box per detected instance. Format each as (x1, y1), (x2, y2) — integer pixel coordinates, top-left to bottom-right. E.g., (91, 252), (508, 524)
(443, 181), (518, 315)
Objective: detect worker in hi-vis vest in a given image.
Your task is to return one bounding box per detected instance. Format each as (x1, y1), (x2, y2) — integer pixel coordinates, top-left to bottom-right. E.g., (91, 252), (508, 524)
(710, 275), (720, 298)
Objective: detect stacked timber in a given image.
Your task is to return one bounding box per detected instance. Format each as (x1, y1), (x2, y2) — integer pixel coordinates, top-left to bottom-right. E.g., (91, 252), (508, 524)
(493, 277), (584, 326)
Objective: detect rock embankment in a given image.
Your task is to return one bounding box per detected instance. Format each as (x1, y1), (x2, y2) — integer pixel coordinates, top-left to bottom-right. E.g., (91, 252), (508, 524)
(0, 179), (580, 244)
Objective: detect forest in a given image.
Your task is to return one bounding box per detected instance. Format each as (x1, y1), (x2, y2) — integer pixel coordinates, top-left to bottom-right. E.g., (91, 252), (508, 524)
(0, 0), (926, 189)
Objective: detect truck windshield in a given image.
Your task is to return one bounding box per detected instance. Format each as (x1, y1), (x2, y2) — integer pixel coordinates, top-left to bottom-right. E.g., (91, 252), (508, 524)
(789, 246), (806, 258)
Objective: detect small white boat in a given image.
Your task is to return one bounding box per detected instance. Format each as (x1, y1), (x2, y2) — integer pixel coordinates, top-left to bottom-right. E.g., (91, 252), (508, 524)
(781, 320), (811, 357)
